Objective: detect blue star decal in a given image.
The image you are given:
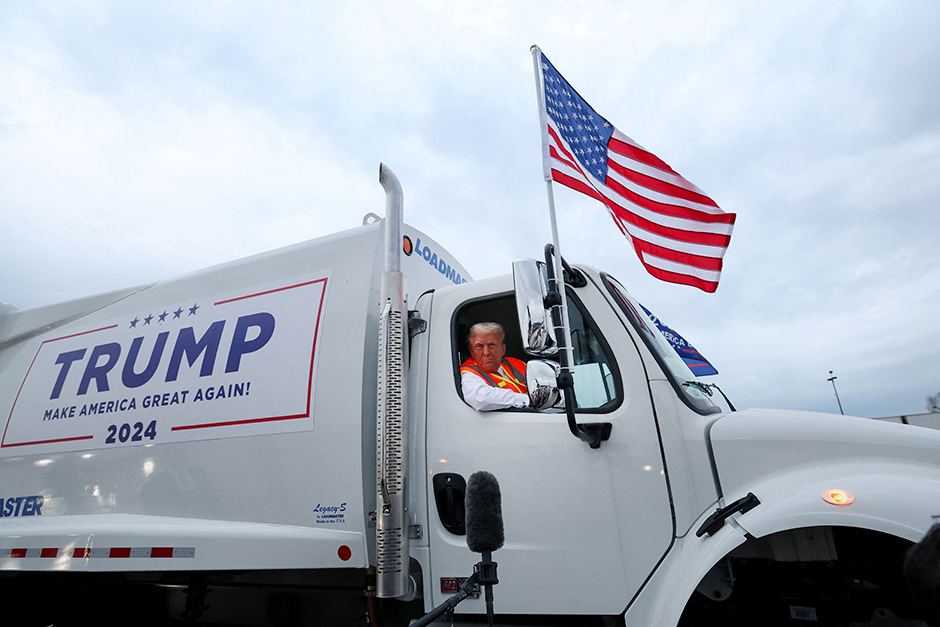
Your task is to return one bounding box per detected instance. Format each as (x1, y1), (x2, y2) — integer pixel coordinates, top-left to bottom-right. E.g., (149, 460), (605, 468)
(130, 317), (139, 328)
(144, 314), (154, 325)
(173, 307), (184, 319)
(189, 303), (199, 316)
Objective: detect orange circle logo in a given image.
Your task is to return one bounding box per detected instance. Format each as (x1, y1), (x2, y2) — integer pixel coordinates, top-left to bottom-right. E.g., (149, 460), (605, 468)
(402, 236), (413, 256)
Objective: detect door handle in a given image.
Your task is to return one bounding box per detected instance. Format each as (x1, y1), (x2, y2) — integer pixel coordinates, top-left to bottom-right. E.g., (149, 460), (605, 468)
(432, 473), (466, 535)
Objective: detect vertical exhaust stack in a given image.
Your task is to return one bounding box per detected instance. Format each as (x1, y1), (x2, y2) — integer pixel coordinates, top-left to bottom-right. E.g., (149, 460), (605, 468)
(376, 164), (412, 599)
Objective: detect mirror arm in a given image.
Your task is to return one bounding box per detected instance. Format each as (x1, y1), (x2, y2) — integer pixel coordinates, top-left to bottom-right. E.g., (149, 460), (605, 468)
(542, 244), (563, 308)
(543, 244), (587, 288)
(561, 257), (587, 287)
(556, 372), (593, 446)
(543, 245), (610, 449)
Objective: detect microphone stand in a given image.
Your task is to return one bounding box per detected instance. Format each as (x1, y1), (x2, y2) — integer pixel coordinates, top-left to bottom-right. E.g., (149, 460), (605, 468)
(477, 550), (499, 626)
(409, 554), (499, 627)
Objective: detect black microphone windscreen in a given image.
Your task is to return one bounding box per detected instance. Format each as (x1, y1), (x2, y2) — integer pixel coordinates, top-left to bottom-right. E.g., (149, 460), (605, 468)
(465, 471), (504, 553)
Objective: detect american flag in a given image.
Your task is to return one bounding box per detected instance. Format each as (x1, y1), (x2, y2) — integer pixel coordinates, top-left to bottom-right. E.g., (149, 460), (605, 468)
(536, 50), (736, 293)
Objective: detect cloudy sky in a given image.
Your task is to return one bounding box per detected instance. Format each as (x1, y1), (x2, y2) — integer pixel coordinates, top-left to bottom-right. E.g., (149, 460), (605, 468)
(2, 1), (939, 419)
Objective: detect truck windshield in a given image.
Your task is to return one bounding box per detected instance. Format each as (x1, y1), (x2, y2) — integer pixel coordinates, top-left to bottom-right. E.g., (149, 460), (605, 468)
(602, 274), (718, 415)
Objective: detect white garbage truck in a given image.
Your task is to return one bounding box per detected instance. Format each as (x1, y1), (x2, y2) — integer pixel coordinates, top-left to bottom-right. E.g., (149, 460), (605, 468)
(1, 166), (938, 626)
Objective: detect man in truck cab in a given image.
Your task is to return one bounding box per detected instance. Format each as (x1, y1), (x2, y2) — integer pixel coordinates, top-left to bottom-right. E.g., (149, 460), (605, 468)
(460, 322), (529, 411)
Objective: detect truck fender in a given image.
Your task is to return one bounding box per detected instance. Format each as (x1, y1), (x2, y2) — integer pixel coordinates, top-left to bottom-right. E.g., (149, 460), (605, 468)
(626, 461), (940, 627)
(623, 509), (747, 627)
(726, 461), (940, 543)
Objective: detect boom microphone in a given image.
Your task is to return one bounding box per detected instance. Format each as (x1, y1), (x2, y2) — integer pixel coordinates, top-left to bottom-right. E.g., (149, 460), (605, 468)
(465, 471), (504, 554)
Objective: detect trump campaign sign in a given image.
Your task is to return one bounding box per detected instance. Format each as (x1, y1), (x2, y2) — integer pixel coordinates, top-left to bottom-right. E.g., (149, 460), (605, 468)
(1, 271), (331, 457)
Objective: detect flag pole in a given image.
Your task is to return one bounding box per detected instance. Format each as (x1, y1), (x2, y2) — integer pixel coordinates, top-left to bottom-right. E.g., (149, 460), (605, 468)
(530, 45), (575, 378)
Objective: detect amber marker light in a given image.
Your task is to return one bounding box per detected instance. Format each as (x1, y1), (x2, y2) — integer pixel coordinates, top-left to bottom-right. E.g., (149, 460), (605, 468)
(822, 489), (855, 506)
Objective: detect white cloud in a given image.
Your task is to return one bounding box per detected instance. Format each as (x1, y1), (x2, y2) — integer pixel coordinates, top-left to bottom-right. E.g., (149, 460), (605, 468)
(1, 0), (939, 418)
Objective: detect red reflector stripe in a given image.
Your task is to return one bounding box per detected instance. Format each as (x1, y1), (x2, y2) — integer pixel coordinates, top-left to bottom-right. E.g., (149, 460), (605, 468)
(3, 546), (196, 559)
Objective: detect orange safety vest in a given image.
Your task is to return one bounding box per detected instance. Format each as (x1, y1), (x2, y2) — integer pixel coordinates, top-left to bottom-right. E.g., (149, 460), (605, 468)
(460, 357), (527, 394)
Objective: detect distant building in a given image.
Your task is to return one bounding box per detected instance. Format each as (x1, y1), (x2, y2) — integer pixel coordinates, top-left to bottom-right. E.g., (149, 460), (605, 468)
(871, 412), (940, 430)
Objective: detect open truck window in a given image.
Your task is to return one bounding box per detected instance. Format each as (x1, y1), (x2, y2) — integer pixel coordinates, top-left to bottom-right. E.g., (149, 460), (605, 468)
(453, 292), (620, 412)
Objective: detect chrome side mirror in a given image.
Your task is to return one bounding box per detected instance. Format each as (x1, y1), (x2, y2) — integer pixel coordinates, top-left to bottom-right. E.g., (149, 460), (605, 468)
(512, 259), (557, 356)
(526, 359), (563, 411)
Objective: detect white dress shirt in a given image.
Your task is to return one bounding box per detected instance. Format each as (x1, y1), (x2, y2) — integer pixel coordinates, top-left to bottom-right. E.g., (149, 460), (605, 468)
(461, 365), (529, 411)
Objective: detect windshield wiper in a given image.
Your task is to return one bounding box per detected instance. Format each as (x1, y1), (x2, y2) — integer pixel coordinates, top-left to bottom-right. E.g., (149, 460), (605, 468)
(683, 380), (712, 396)
(683, 381), (737, 412)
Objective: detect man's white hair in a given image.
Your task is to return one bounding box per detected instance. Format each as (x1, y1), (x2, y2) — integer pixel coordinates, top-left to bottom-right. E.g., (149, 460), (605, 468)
(468, 322), (505, 344)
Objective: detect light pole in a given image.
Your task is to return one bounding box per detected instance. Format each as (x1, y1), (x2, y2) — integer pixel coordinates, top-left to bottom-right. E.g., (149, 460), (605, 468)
(827, 370), (844, 415)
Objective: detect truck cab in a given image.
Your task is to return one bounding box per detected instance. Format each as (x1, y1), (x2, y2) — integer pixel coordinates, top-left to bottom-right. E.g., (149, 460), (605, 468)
(408, 261), (940, 625)
(414, 268), (679, 615)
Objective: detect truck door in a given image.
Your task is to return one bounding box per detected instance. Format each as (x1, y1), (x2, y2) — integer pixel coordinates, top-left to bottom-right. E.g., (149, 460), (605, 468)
(423, 276), (674, 616)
